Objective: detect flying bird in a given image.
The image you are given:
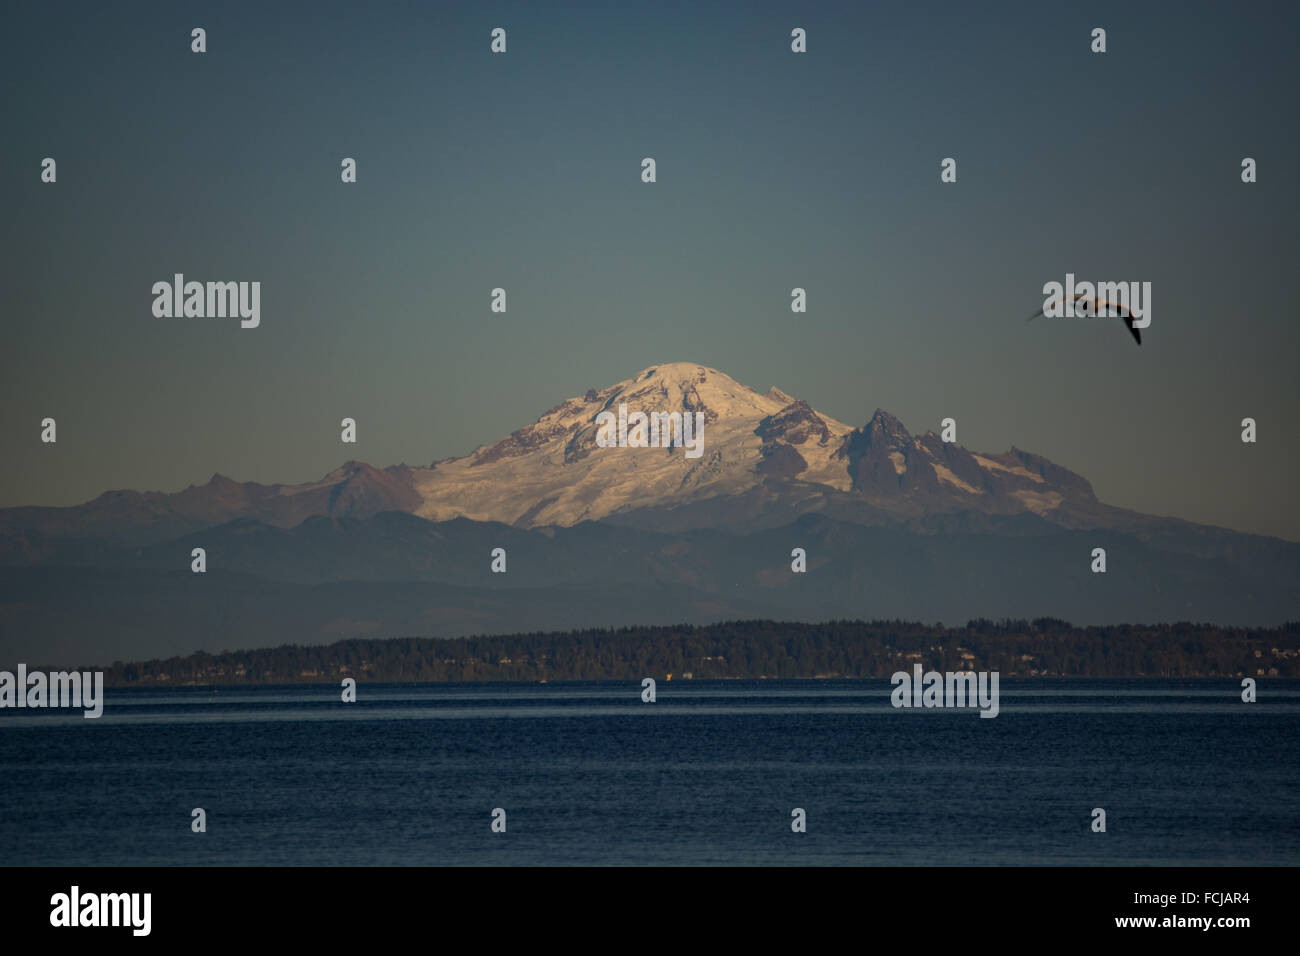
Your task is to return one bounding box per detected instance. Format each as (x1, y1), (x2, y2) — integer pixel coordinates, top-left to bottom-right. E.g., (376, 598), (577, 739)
(1028, 294), (1142, 345)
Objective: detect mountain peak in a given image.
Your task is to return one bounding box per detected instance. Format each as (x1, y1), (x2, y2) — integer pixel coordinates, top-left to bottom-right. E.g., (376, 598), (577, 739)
(591, 362), (790, 428)
(865, 408), (910, 441)
(632, 361), (725, 384)
(324, 460), (374, 479)
(756, 400), (833, 447)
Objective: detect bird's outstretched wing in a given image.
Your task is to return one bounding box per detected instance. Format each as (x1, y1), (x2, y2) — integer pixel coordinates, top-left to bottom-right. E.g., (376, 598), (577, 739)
(1092, 299), (1143, 346)
(1121, 312), (1141, 345)
(1030, 294), (1079, 322)
(1026, 295), (1142, 345)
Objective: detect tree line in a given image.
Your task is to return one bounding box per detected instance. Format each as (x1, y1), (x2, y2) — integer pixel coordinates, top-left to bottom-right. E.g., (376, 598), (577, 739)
(96, 618), (1300, 684)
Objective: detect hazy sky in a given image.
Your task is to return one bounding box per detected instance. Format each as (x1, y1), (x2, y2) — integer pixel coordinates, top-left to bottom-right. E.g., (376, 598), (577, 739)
(3, 0), (1297, 539)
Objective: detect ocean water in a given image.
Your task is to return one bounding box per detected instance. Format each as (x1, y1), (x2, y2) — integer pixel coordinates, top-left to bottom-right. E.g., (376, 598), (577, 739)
(1, 679), (1296, 866)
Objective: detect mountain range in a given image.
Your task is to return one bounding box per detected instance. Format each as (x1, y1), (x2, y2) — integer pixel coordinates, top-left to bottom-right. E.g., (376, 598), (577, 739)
(2, 363), (1296, 665)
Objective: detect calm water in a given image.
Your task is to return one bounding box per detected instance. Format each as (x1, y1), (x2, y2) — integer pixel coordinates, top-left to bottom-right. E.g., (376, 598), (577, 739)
(2, 679), (1297, 865)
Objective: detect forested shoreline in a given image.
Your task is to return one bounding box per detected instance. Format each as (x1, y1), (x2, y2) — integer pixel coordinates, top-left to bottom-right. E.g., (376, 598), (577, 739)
(89, 618), (1300, 685)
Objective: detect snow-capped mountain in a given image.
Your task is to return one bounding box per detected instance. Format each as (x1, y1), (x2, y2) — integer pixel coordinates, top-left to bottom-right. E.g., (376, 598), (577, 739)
(413, 362), (855, 526)
(0, 362), (1204, 545)
(409, 361), (1113, 530)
